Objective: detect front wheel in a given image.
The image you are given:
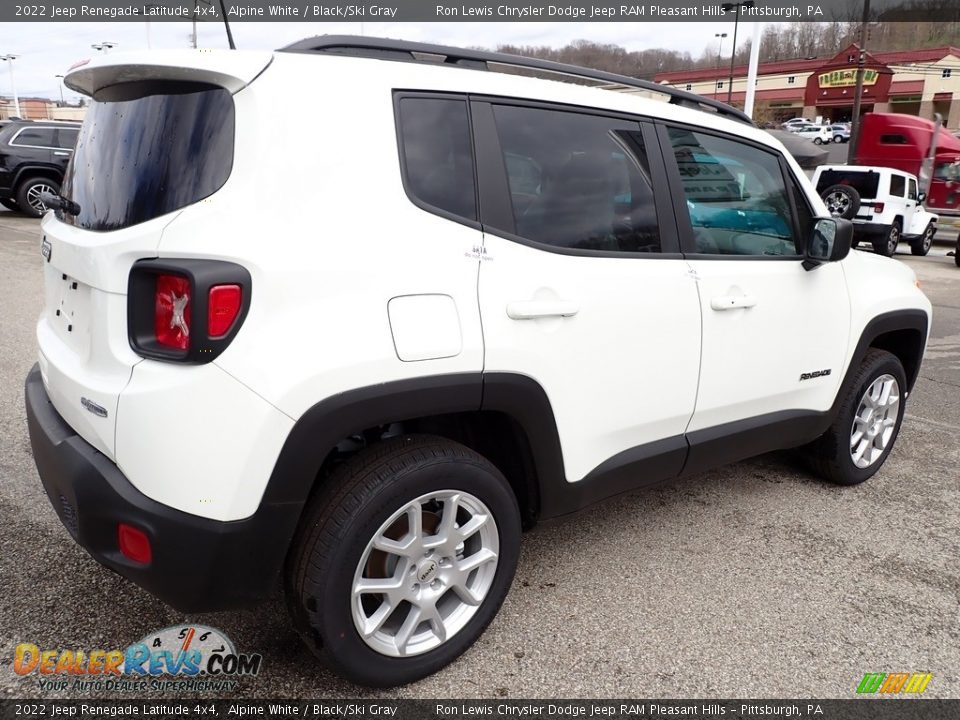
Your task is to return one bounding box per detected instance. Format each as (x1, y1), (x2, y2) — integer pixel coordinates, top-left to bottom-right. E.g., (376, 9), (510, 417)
(285, 435), (521, 687)
(813, 137), (823, 145)
(805, 349), (907, 486)
(833, 135), (844, 143)
(910, 224), (935, 256)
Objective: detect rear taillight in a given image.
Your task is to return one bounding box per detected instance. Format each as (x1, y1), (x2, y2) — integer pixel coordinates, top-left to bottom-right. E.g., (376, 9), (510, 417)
(128, 259), (251, 363)
(873, 202), (885, 213)
(154, 274), (192, 350)
(208, 284), (242, 338)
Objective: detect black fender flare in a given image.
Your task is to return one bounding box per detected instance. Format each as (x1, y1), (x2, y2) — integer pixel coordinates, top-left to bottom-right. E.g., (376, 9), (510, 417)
(832, 309), (929, 415)
(12, 164), (63, 188)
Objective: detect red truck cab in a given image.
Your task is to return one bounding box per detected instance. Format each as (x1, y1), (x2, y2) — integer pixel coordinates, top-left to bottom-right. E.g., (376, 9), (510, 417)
(855, 113), (960, 217)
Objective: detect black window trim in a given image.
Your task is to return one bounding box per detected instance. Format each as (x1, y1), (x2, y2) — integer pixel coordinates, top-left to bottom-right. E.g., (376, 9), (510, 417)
(469, 94), (683, 259)
(392, 90), (482, 232)
(8, 126), (65, 152)
(655, 119), (813, 262)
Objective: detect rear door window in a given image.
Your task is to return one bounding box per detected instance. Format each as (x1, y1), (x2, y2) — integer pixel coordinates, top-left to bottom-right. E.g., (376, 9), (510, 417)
(491, 104), (661, 253)
(11, 128), (56, 148)
(56, 128), (79, 150)
(61, 81), (235, 231)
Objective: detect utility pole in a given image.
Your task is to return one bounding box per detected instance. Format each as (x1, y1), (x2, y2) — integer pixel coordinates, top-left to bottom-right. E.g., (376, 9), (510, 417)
(847, 0), (871, 164)
(55, 74), (65, 106)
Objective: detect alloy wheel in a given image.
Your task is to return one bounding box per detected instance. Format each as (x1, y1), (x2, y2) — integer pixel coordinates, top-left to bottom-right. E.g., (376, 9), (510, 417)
(351, 490), (499, 658)
(850, 373), (900, 469)
(25, 182), (55, 214)
(824, 191), (850, 217)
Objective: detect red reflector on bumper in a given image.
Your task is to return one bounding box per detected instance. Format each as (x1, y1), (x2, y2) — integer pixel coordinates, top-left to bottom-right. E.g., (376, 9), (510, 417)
(118, 523), (152, 564)
(208, 284), (242, 338)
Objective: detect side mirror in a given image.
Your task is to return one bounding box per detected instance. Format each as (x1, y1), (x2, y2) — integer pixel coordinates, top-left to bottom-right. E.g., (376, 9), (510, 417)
(917, 191), (926, 202)
(803, 217), (853, 270)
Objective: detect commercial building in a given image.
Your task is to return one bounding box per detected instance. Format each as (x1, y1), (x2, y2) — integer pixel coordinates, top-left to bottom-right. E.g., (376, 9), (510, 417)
(655, 43), (960, 129)
(0, 97), (85, 121)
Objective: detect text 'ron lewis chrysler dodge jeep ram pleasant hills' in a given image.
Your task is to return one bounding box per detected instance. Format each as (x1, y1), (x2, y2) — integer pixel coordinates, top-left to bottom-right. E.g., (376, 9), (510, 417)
(25, 37), (931, 687)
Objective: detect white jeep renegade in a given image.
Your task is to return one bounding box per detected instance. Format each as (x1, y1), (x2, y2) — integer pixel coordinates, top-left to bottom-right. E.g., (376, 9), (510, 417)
(26, 37), (931, 687)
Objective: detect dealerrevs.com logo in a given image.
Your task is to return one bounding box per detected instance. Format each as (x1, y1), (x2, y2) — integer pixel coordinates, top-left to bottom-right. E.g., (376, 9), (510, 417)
(13, 625), (262, 693)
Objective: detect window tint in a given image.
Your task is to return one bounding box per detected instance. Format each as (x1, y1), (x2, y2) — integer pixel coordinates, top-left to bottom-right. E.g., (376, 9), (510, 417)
(56, 128), (79, 149)
(61, 82), (234, 231)
(492, 105), (660, 253)
(889, 174), (905, 197)
(815, 169), (879, 199)
(11, 128), (56, 147)
(397, 97), (476, 221)
(908, 178), (918, 200)
(880, 134), (908, 145)
(668, 127), (799, 257)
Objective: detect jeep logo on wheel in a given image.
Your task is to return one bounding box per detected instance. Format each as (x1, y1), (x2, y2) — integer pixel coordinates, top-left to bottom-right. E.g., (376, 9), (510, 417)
(417, 560), (437, 583)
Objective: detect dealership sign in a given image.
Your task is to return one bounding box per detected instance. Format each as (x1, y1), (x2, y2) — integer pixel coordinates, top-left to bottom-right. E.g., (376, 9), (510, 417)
(818, 68), (879, 88)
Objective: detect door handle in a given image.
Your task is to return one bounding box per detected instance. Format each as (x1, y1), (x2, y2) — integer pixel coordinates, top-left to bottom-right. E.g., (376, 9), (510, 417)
(710, 294), (757, 311)
(53, 151), (70, 156)
(506, 301), (579, 320)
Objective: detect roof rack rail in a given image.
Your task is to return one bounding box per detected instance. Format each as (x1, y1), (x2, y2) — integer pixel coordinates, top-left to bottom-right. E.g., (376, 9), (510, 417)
(279, 35), (754, 126)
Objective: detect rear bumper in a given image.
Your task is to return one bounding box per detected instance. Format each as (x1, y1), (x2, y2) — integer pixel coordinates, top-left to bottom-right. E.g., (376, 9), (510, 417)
(24, 364), (298, 612)
(851, 220), (890, 238)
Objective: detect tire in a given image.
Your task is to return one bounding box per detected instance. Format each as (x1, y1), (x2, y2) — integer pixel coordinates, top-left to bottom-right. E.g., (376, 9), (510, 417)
(0, 198), (19, 212)
(806, 349), (907, 486)
(909, 223), (935, 256)
(814, 137), (823, 145)
(872, 220), (901, 257)
(285, 434), (521, 687)
(821, 184), (860, 220)
(833, 135), (843, 143)
(15, 176), (59, 218)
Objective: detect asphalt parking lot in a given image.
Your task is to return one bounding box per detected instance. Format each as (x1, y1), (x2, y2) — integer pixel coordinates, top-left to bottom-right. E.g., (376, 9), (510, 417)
(0, 209), (958, 700)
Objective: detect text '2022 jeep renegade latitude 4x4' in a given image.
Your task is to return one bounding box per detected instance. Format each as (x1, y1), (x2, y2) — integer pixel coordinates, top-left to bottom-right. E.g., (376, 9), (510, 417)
(26, 38), (931, 687)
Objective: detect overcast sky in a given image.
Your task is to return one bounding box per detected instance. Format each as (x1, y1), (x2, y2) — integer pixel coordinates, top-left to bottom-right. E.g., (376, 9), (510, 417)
(0, 21), (763, 103)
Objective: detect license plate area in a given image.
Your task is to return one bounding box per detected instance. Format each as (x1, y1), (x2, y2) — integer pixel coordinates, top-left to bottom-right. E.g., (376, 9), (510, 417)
(46, 269), (92, 357)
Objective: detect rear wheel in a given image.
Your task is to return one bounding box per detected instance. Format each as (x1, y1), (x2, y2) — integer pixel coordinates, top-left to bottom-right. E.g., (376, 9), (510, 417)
(805, 349), (906, 486)
(285, 435), (521, 687)
(833, 135), (844, 143)
(0, 198), (19, 212)
(910, 223), (935, 256)
(872, 221), (901, 257)
(15, 177), (59, 218)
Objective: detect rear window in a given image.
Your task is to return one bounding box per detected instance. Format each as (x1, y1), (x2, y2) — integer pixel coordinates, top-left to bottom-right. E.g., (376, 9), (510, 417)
(889, 174), (905, 197)
(816, 169), (880, 199)
(61, 82), (234, 231)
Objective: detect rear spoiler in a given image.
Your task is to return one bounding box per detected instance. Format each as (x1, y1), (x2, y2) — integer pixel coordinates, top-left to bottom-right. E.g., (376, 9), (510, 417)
(64, 50), (273, 97)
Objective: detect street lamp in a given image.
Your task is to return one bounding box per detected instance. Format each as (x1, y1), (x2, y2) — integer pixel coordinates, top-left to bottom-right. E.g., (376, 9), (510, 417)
(0, 54), (20, 118)
(55, 74), (65, 106)
(721, 1), (755, 104)
(715, 32), (728, 71)
(91, 42), (118, 54)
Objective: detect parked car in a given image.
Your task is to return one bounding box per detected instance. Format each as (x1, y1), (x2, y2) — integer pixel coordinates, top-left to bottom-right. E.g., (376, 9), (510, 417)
(781, 117), (810, 130)
(813, 165), (938, 256)
(829, 124), (851, 143)
(794, 124), (834, 144)
(0, 120), (79, 217)
(26, 37), (931, 687)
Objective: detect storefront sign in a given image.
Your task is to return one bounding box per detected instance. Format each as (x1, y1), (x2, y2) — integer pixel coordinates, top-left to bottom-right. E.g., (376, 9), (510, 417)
(818, 68), (879, 88)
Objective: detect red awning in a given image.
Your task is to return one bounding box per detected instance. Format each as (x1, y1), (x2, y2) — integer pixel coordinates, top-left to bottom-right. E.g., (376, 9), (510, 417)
(889, 80), (924, 95)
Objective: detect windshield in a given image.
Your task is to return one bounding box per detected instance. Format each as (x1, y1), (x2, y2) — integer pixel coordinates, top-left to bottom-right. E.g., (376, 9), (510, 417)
(61, 81), (234, 231)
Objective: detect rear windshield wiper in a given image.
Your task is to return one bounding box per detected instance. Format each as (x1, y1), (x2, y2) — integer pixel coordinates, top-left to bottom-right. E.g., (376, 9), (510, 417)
(40, 192), (81, 217)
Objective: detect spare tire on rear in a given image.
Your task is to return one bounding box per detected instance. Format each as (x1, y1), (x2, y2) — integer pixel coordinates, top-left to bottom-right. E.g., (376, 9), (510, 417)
(821, 184), (860, 220)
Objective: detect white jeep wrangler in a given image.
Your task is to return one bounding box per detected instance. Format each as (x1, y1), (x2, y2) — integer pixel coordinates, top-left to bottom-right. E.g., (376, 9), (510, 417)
(26, 38), (931, 687)
(813, 164), (938, 257)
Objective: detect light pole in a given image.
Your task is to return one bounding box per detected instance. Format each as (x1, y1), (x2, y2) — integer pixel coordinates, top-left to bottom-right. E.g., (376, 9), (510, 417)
(0, 54), (20, 118)
(722, 1), (755, 104)
(715, 33), (727, 70)
(55, 74), (65, 106)
(91, 42), (118, 54)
